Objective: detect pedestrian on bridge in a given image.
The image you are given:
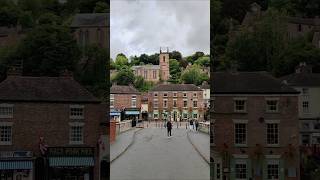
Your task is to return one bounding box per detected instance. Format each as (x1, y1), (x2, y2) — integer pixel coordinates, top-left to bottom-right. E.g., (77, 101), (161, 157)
(167, 120), (172, 137)
(189, 119), (194, 131)
(195, 120), (199, 132)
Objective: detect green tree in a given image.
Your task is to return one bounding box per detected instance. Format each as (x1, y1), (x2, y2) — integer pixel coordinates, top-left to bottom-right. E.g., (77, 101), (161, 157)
(180, 65), (209, 85)
(112, 66), (135, 85)
(194, 56), (210, 67)
(169, 51), (182, 61)
(115, 53), (128, 69)
(168, 59), (181, 84)
(7, 24), (80, 76)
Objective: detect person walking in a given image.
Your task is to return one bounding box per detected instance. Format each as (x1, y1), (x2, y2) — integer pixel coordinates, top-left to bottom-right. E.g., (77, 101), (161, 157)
(195, 120), (199, 132)
(167, 120), (172, 137)
(189, 119), (194, 131)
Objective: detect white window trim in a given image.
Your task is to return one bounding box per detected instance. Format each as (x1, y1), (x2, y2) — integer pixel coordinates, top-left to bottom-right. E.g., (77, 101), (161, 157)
(163, 99), (168, 108)
(173, 92), (178, 97)
(234, 99), (247, 113)
(0, 104), (14, 118)
(163, 92), (168, 97)
(183, 92), (187, 97)
(266, 121), (280, 147)
(0, 122), (13, 145)
(233, 119), (249, 124)
(234, 122), (247, 147)
(70, 105), (84, 119)
(69, 123), (84, 145)
(265, 99), (279, 113)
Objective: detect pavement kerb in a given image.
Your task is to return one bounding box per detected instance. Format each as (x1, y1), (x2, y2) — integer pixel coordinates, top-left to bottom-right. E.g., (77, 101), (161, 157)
(187, 131), (210, 165)
(110, 127), (144, 163)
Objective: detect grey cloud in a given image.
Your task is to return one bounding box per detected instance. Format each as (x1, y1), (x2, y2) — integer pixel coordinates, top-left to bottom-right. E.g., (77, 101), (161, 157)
(110, 0), (210, 59)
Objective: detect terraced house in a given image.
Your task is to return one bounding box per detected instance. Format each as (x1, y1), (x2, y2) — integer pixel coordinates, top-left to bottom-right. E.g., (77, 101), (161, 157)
(211, 72), (300, 180)
(149, 84), (204, 122)
(0, 71), (106, 180)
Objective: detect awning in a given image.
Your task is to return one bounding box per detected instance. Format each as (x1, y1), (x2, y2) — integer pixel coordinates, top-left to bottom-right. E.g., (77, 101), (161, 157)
(49, 157), (94, 167)
(110, 112), (121, 116)
(125, 111), (140, 115)
(0, 161), (33, 170)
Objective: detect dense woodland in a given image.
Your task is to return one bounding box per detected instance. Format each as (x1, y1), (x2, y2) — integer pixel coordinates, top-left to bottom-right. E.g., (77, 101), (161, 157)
(0, 0), (109, 99)
(110, 51), (210, 92)
(212, 0), (320, 77)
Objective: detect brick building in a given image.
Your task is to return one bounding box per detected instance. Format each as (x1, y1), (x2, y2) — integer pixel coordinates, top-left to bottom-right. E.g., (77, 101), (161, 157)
(0, 74), (106, 180)
(211, 72), (300, 180)
(280, 62), (320, 145)
(132, 48), (170, 82)
(149, 84), (204, 121)
(110, 85), (141, 121)
(70, 13), (109, 49)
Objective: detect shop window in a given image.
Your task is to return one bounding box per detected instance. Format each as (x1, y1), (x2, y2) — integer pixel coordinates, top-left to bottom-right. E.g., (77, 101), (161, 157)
(153, 113), (158, 119)
(267, 163), (279, 179)
(235, 162), (247, 179)
(0, 104), (13, 118)
(70, 105), (84, 119)
(235, 123), (247, 145)
(183, 113), (188, 119)
(266, 100), (279, 112)
(267, 123), (279, 145)
(69, 124), (83, 144)
(0, 123), (12, 145)
(234, 100), (246, 112)
(193, 113), (197, 119)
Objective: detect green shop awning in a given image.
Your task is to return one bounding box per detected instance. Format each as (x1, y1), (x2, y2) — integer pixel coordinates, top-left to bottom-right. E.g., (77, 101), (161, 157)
(49, 157), (94, 167)
(0, 161), (33, 170)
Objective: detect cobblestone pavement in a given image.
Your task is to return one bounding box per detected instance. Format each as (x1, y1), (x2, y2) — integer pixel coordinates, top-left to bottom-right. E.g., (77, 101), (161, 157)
(110, 126), (209, 180)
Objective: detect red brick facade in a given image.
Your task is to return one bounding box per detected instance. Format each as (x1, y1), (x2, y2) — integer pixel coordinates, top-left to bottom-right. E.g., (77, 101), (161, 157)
(111, 94), (141, 110)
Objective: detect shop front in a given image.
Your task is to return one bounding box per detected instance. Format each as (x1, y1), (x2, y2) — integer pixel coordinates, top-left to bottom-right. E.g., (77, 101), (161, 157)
(47, 147), (95, 180)
(124, 108), (140, 126)
(0, 151), (34, 180)
(110, 110), (121, 122)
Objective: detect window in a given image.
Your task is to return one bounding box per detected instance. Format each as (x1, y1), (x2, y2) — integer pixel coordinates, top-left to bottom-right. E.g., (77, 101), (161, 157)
(144, 70), (147, 79)
(266, 100), (278, 112)
(267, 163), (279, 180)
(69, 125), (83, 144)
(234, 100), (246, 112)
(193, 113), (197, 119)
(154, 93), (158, 97)
(110, 94), (114, 108)
(163, 93), (168, 97)
(85, 30), (89, 46)
(302, 101), (309, 113)
(183, 100), (188, 108)
(235, 123), (247, 145)
(267, 123), (279, 145)
(183, 113), (188, 119)
(193, 92), (197, 97)
(163, 56), (165, 62)
(173, 92), (177, 97)
(153, 70), (157, 79)
(70, 105), (84, 119)
(0, 123), (12, 145)
(193, 101), (198, 108)
(131, 95), (137, 108)
(154, 113), (158, 119)
(153, 99), (158, 108)
(183, 92), (187, 97)
(0, 104), (13, 118)
(163, 99), (168, 108)
(235, 162), (247, 179)
(173, 99), (177, 108)
(302, 122), (310, 130)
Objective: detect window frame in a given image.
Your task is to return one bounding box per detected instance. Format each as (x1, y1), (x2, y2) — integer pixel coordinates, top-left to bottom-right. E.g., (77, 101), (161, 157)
(70, 105), (84, 120)
(69, 122), (84, 145)
(0, 104), (14, 118)
(266, 120), (280, 146)
(233, 120), (248, 146)
(0, 122), (13, 145)
(234, 98), (247, 113)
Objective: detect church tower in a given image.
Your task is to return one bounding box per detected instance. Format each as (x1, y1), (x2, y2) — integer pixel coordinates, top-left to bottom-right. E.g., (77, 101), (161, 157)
(159, 47), (170, 81)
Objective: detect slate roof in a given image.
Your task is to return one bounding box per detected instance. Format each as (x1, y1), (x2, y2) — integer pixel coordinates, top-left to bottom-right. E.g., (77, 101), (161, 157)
(280, 73), (320, 87)
(70, 13), (109, 28)
(110, 85), (140, 94)
(0, 76), (100, 103)
(150, 84), (201, 92)
(212, 72), (299, 94)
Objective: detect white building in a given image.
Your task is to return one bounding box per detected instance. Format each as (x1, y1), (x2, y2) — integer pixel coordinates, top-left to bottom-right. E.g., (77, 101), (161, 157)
(281, 62), (320, 145)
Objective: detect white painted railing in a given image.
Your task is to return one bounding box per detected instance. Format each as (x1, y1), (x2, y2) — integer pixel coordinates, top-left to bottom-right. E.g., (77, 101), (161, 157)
(116, 120), (132, 134)
(199, 122), (210, 134)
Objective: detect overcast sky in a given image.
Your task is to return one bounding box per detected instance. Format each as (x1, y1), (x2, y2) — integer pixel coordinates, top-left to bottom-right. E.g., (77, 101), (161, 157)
(110, 0), (210, 59)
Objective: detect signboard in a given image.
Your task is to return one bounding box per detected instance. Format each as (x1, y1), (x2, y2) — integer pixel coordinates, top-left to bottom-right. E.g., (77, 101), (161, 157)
(0, 151), (33, 158)
(48, 147), (94, 157)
